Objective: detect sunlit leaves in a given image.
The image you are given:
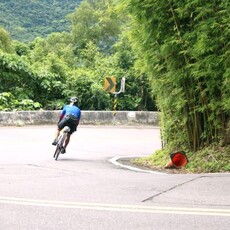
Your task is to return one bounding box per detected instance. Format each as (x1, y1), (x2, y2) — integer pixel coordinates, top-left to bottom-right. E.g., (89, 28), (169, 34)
(68, 0), (121, 53)
(0, 27), (13, 53)
(0, 92), (41, 111)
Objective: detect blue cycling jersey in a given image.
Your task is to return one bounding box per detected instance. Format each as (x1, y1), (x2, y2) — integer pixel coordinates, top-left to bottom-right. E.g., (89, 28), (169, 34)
(61, 104), (81, 119)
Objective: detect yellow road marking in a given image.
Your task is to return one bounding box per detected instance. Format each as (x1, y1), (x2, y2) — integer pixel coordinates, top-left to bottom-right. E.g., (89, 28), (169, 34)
(0, 196), (229, 217)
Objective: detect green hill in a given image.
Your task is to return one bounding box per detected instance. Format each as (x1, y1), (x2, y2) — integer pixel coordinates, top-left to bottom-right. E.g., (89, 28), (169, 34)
(0, 0), (82, 42)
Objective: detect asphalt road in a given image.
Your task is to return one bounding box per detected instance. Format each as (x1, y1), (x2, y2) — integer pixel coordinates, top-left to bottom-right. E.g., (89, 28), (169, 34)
(0, 125), (229, 230)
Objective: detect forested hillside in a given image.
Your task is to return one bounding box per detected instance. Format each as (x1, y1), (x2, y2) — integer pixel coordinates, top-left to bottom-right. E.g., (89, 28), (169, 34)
(0, 0), (82, 42)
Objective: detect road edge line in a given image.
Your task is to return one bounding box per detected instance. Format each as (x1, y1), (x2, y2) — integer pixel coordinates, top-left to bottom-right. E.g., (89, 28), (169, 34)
(109, 156), (166, 175)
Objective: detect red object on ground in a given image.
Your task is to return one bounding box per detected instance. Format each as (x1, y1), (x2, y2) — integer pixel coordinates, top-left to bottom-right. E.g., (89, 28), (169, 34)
(170, 151), (188, 168)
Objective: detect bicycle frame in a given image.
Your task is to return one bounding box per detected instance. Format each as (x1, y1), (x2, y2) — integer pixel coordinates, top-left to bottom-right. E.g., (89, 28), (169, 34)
(53, 126), (70, 160)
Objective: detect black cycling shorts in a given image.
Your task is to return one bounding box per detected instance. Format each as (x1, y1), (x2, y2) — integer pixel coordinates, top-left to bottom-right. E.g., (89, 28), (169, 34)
(58, 115), (78, 134)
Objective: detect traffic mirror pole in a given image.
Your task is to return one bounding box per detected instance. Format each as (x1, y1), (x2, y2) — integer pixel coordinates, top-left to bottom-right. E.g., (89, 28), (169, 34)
(113, 77), (125, 117)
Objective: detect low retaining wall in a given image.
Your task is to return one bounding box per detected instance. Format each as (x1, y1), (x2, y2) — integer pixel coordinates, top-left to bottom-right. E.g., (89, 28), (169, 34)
(0, 111), (159, 126)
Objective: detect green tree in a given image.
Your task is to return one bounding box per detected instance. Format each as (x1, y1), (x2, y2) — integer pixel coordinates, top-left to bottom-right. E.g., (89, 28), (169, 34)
(110, 32), (156, 111)
(68, 0), (121, 53)
(0, 52), (43, 110)
(13, 34), (72, 109)
(0, 27), (13, 53)
(66, 69), (111, 110)
(26, 32), (74, 70)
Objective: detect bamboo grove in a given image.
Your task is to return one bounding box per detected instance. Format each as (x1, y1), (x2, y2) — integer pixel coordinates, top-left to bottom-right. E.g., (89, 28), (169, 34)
(121, 0), (230, 151)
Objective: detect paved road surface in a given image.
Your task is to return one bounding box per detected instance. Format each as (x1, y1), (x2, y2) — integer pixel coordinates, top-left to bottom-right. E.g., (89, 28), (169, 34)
(0, 125), (229, 230)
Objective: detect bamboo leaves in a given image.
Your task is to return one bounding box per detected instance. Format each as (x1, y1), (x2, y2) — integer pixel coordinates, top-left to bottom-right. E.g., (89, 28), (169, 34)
(123, 0), (230, 150)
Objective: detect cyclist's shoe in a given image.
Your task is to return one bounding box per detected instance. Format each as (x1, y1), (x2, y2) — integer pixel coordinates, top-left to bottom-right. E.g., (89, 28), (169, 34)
(52, 139), (58, 146)
(61, 147), (66, 154)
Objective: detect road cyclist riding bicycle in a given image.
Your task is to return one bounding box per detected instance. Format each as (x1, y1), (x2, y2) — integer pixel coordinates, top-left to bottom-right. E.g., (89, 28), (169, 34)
(52, 96), (81, 154)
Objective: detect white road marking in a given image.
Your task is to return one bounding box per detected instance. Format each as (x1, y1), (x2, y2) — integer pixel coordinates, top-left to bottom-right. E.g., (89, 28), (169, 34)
(0, 196), (229, 217)
(109, 156), (166, 174)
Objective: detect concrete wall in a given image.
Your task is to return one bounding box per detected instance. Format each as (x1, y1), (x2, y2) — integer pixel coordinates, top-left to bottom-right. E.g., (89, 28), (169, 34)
(0, 111), (159, 126)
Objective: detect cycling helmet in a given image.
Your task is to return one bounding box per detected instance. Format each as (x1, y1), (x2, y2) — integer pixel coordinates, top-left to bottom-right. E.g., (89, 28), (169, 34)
(70, 96), (78, 103)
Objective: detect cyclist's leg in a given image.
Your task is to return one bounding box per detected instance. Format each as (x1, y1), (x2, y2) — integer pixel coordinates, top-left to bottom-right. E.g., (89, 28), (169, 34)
(52, 118), (66, 145)
(54, 129), (60, 140)
(64, 133), (71, 149)
(52, 127), (62, 145)
(62, 122), (76, 152)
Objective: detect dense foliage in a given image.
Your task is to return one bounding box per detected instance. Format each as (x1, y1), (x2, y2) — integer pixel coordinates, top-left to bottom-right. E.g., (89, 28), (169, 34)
(0, 0), (155, 112)
(120, 0), (230, 151)
(0, 0), (82, 42)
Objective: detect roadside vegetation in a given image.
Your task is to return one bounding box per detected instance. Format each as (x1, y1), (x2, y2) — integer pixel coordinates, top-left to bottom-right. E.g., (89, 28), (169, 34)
(122, 0), (230, 173)
(133, 145), (230, 173)
(0, 0), (229, 173)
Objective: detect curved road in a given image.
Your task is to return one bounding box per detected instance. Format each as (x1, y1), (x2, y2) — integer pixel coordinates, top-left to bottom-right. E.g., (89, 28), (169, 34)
(0, 125), (229, 230)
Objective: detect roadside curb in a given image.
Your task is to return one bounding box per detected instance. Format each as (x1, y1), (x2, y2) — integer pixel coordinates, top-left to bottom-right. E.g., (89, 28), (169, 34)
(110, 157), (230, 175)
(0, 111), (159, 126)
(109, 156), (166, 175)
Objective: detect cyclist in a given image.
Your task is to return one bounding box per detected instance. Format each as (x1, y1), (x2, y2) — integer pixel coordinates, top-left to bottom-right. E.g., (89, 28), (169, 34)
(52, 96), (81, 154)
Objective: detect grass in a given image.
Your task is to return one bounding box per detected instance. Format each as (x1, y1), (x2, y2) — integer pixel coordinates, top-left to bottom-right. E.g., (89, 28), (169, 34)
(132, 145), (230, 174)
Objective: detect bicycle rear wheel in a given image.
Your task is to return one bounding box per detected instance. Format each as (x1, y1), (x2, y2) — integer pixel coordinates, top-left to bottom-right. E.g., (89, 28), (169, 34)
(53, 144), (61, 160)
(53, 128), (68, 160)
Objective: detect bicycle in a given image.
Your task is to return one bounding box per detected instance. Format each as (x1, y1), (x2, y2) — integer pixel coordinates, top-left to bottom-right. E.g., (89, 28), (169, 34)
(53, 126), (70, 160)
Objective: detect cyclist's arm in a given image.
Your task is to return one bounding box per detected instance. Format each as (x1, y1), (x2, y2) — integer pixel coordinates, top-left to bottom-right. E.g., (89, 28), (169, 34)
(58, 106), (66, 123)
(58, 114), (64, 123)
